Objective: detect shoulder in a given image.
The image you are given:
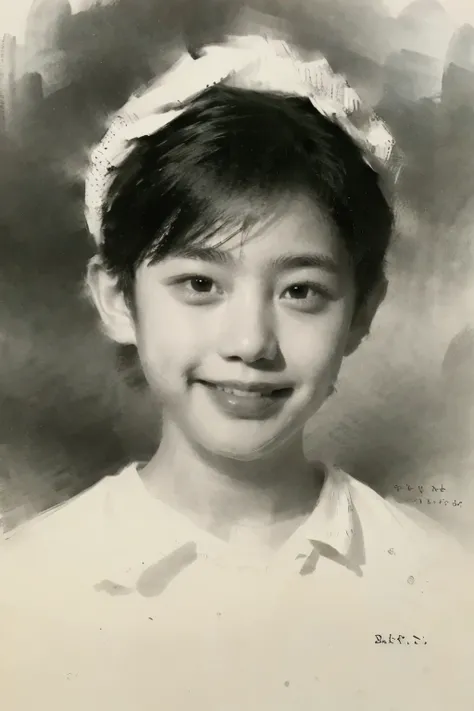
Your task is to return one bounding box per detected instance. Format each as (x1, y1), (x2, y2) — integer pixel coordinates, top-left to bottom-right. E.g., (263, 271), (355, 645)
(2, 478), (107, 545)
(339, 468), (472, 572)
(0, 467), (133, 581)
(0, 463), (146, 630)
(343, 467), (454, 538)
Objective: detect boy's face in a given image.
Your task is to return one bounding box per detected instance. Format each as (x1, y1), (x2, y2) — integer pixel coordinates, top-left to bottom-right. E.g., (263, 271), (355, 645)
(91, 194), (379, 460)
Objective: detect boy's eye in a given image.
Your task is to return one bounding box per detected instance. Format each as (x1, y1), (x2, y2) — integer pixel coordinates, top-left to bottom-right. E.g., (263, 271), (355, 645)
(172, 275), (222, 302)
(187, 276), (214, 293)
(282, 283), (332, 310)
(285, 284), (312, 299)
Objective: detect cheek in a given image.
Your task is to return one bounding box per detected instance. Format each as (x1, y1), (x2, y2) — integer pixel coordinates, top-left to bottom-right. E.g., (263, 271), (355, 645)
(134, 289), (205, 374)
(279, 304), (352, 373)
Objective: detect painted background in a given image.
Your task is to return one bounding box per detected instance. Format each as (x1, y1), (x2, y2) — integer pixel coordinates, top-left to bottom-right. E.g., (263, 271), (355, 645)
(0, 0), (473, 546)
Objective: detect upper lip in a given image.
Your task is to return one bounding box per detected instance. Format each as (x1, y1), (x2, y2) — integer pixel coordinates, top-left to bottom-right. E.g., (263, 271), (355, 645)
(197, 379), (292, 393)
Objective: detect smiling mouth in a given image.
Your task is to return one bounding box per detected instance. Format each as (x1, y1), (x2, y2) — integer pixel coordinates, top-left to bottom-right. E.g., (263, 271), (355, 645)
(196, 381), (293, 398)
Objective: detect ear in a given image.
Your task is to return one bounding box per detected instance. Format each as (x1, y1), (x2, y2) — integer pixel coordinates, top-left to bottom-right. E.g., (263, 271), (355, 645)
(86, 256), (137, 345)
(344, 276), (388, 356)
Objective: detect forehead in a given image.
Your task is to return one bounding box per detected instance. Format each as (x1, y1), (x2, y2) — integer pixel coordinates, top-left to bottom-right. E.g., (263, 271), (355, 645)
(199, 193), (344, 263)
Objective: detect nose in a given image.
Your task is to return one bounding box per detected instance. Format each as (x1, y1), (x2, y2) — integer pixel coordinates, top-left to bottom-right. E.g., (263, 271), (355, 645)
(217, 294), (278, 363)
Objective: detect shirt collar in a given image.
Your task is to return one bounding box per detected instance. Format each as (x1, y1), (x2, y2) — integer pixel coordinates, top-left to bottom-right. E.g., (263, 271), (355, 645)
(117, 462), (363, 574)
(298, 465), (355, 556)
(281, 465), (364, 575)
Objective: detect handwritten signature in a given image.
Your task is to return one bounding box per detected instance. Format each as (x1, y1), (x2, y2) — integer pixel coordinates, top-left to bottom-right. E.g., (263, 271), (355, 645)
(393, 484), (462, 506)
(375, 634), (427, 645)
(406, 498), (462, 507)
(394, 484), (446, 494)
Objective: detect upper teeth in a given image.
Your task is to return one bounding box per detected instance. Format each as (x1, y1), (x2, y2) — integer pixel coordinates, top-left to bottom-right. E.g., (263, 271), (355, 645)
(216, 386), (268, 397)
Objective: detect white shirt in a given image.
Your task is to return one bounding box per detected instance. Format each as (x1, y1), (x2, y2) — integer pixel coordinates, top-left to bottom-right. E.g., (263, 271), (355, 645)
(1, 463), (473, 710)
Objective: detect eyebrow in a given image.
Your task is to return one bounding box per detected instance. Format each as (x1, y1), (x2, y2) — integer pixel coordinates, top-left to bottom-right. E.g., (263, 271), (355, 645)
(170, 246), (340, 274)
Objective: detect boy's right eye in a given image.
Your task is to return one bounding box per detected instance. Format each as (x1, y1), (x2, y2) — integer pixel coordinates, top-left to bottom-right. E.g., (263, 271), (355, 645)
(186, 277), (214, 293)
(171, 275), (222, 302)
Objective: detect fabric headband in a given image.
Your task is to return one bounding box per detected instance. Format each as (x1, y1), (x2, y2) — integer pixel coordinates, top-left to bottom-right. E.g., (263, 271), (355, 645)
(84, 33), (401, 246)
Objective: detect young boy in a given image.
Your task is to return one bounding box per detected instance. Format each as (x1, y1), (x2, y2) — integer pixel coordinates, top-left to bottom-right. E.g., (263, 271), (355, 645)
(1, 35), (472, 710)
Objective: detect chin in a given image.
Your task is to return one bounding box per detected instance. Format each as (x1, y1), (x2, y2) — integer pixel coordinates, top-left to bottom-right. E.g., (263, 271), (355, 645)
(192, 422), (300, 461)
(206, 444), (280, 462)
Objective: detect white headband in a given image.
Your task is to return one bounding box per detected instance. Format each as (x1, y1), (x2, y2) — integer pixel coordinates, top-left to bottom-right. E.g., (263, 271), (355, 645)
(84, 34), (400, 246)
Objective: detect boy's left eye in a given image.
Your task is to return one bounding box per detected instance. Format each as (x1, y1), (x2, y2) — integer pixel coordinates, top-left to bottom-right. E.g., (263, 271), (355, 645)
(282, 283), (332, 309)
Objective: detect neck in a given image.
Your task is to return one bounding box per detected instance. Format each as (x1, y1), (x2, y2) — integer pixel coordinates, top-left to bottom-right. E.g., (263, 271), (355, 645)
(140, 419), (323, 545)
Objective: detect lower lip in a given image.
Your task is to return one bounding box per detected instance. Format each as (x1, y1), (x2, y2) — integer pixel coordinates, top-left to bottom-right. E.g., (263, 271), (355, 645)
(196, 382), (292, 419)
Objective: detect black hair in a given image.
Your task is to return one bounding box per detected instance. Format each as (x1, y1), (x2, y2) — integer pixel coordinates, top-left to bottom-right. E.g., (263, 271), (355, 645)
(100, 85), (394, 308)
